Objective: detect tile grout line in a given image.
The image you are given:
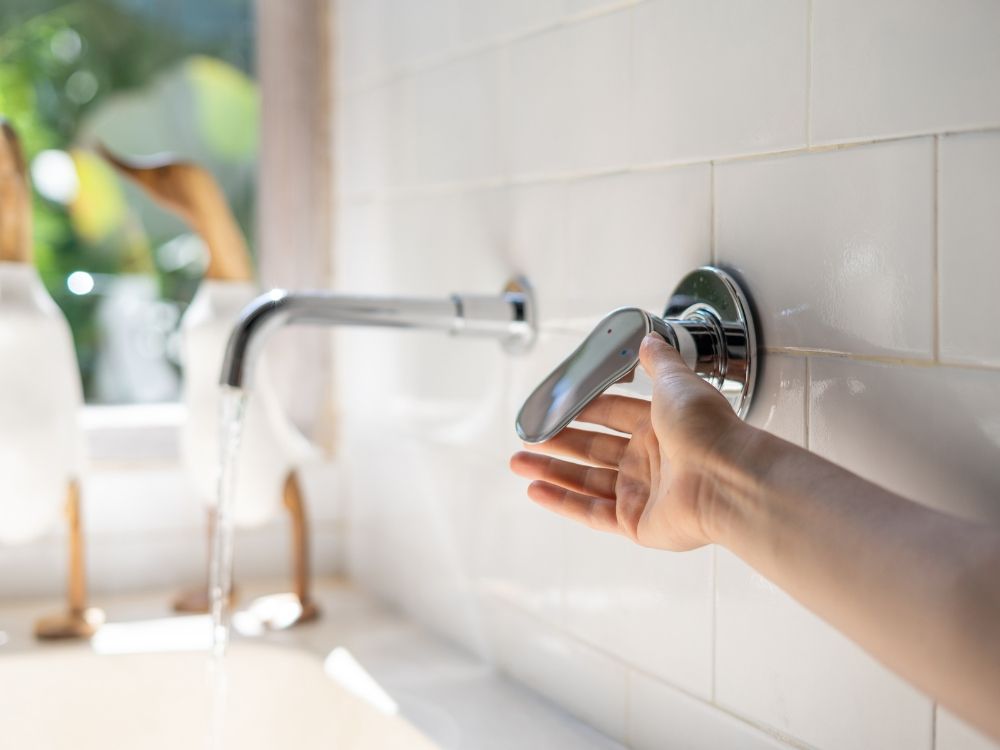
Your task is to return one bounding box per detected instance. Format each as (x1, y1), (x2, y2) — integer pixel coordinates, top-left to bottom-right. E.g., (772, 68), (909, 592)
(710, 544), (718, 702)
(337, 0), (649, 96)
(709, 162), (717, 265)
(932, 135), (941, 363)
(760, 346), (1000, 372)
(498, 593), (814, 750)
(803, 357), (811, 451)
(337, 125), (1000, 204)
(805, 0), (813, 146)
(521, 330), (1000, 372)
(930, 701), (938, 750)
(624, 664), (633, 747)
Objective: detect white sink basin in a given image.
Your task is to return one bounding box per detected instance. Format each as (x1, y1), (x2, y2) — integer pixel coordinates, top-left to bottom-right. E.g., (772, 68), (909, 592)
(0, 641), (437, 749)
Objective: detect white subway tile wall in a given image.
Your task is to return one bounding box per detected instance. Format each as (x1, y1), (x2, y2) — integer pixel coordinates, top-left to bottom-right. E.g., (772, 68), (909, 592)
(938, 132), (1000, 368)
(506, 11), (632, 177)
(938, 709), (1000, 750)
(716, 139), (936, 358)
(410, 52), (504, 185)
(486, 600), (630, 741)
(562, 167), (711, 322)
(631, 0), (808, 164)
(333, 0), (1000, 748)
(809, 359), (1000, 525)
(562, 525), (714, 698)
(810, 0), (1000, 145)
(628, 668), (792, 750)
(715, 548), (934, 750)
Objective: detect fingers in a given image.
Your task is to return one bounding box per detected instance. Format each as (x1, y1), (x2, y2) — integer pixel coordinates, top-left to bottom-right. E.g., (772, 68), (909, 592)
(639, 332), (688, 381)
(576, 394), (649, 435)
(525, 481), (620, 534)
(510, 452), (618, 499)
(525, 428), (628, 469)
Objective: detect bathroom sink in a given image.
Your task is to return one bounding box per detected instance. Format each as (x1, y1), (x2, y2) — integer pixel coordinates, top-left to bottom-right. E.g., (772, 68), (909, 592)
(0, 641), (437, 749)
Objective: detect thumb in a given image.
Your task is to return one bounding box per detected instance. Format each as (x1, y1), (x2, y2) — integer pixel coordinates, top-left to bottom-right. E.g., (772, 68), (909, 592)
(639, 332), (687, 381)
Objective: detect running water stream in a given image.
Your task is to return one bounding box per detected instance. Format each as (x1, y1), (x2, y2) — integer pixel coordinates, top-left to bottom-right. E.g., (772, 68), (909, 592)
(206, 386), (248, 749)
(209, 386), (248, 657)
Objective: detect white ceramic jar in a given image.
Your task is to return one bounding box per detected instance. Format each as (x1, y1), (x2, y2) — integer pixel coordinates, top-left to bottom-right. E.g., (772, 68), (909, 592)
(0, 262), (83, 544)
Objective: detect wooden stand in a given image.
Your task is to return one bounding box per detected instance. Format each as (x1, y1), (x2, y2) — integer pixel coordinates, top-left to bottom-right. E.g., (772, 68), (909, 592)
(261, 471), (321, 626)
(34, 481), (105, 640)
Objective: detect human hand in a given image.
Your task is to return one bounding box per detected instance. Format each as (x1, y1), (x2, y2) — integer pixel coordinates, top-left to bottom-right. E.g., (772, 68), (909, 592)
(510, 333), (750, 550)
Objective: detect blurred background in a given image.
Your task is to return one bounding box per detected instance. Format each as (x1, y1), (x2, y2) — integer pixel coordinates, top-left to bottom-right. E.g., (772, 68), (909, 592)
(0, 0), (257, 404)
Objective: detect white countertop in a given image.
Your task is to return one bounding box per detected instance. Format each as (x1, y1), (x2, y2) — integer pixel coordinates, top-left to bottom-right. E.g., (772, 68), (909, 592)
(0, 579), (623, 750)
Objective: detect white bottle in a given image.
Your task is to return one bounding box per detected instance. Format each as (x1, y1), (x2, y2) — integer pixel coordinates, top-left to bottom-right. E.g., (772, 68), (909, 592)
(0, 262), (83, 544)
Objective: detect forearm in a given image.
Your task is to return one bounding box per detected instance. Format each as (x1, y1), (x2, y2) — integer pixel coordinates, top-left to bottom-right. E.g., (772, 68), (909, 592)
(705, 426), (1000, 740)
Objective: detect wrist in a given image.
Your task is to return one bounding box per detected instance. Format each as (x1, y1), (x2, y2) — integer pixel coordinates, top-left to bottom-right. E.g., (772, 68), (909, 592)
(697, 421), (779, 546)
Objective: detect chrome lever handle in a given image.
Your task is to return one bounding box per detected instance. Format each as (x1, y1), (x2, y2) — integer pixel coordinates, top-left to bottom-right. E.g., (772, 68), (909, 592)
(515, 266), (757, 444)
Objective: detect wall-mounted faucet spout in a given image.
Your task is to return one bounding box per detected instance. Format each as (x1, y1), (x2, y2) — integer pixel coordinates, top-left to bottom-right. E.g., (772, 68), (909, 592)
(221, 277), (536, 389)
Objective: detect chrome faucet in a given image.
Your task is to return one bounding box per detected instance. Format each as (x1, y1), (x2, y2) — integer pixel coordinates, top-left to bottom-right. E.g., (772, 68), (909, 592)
(221, 278), (536, 389)
(516, 266), (758, 444)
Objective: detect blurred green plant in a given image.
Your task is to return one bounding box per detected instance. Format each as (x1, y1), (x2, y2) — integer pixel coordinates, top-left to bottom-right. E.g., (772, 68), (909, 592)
(0, 0), (256, 402)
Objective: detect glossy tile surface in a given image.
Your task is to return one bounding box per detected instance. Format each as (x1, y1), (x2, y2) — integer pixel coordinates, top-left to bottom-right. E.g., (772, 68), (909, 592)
(565, 0), (628, 15)
(811, 0), (1000, 144)
(938, 131), (1000, 367)
(507, 183), (570, 328)
(744, 354), (806, 446)
(336, 82), (414, 194)
(382, 0), (460, 72)
(561, 167), (711, 323)
(716, 139), (935, 357)
(563, 525), (714, 698)
(478, 332), (578, 626)
(632, 0), (807, 164)
(487, 601), (629, 741)
(629, 670), (791, 750)
(715, 548), (933, 750)
(506, 11), (631, 176)
(457, 0), (566, 44)
(410, 51), (504, 185)
(809, 358), (1000, 524)
(336, 0), (389, 87)
(937, 708), (1000, 750)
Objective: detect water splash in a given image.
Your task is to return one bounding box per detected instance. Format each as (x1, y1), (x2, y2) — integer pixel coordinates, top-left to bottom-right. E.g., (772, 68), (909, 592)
(209, 386), (247, 658)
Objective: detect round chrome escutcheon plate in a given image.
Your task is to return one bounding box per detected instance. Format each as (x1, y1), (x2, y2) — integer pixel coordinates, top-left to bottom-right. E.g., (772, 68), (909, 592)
(663, 267), (757, 419)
